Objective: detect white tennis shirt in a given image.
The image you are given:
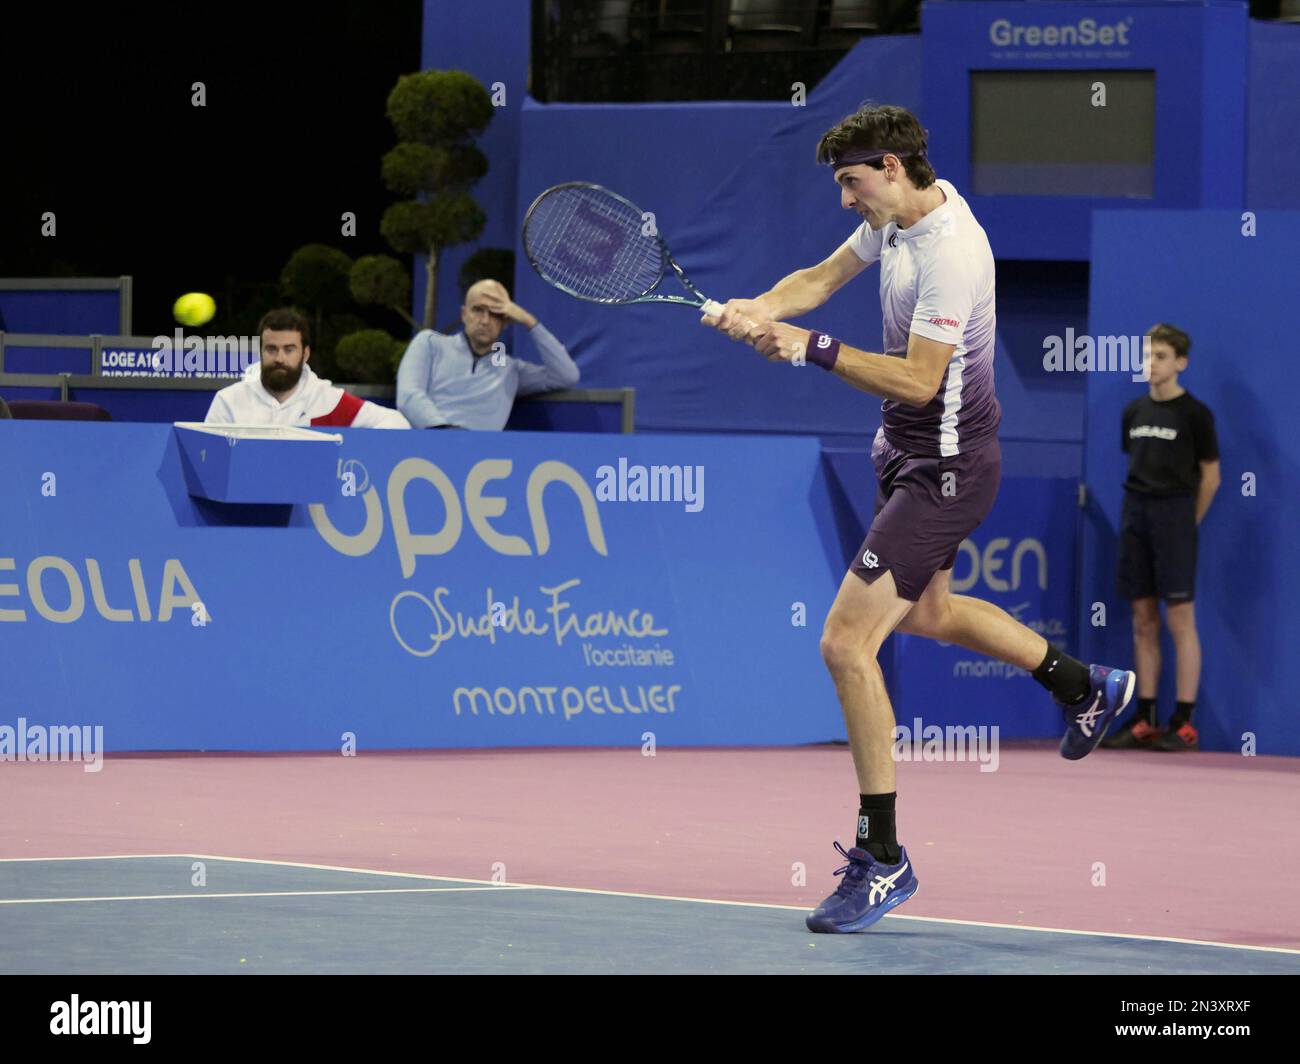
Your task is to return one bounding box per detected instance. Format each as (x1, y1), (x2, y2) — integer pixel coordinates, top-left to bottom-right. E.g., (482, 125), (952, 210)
(849, 178), (1000, 457)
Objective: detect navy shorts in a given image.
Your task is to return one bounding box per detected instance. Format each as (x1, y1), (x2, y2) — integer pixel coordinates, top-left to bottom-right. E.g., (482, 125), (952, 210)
(1117, 492), (1197, 603)
(850, 432), (1002, 602)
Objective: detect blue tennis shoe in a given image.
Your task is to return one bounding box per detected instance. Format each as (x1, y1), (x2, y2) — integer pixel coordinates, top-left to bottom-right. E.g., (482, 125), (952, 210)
(805, 842), (918, 933)
(1058, 664), (1137, 760)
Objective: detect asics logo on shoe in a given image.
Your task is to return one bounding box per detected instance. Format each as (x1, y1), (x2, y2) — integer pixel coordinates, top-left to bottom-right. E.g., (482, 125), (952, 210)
(862, 550), (879, 569)
(869, 862), (909, 905)
(1075, 694), (1104, 737)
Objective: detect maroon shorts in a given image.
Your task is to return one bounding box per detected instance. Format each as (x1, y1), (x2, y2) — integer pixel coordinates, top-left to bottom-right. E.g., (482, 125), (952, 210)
(849, 432), (1002, 602)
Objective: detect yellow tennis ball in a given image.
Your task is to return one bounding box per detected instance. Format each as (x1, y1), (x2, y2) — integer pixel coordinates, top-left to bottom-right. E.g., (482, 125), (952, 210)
(173, 292), (216, 327)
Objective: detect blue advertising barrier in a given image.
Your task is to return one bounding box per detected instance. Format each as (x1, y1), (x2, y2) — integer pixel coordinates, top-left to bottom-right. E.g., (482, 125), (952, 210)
(1, 423), (847, 751)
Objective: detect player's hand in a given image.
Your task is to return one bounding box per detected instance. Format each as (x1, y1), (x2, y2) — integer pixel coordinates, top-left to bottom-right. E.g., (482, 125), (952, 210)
(700, 298), (775, 342)
(482, 293), (537, 328)
(750, 322), (811, 364)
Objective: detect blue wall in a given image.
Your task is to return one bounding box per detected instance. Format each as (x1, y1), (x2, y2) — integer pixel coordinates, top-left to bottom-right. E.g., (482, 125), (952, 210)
(420, 0), (531, 330)
(1247, 19), (1300, 209)
(1080, 209), (1300, 755)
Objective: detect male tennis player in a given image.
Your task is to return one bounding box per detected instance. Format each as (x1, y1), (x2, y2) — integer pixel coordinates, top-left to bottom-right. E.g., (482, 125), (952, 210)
(703, 104), (1136, 933)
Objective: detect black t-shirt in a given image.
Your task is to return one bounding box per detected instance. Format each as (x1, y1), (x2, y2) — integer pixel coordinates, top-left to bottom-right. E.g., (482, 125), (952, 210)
(1121, 391), (1219, 496)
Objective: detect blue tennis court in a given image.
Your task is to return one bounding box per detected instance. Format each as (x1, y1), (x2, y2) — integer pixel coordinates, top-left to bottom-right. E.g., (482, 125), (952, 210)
(3, 855), (1296, 975)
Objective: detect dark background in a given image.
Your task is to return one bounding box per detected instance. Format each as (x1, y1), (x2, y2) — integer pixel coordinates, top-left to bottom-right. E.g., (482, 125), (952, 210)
(1, 1), (423, 337)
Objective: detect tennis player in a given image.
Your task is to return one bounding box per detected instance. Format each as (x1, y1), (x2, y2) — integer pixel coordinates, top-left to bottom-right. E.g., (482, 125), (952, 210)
(704, 104), (1136, 933)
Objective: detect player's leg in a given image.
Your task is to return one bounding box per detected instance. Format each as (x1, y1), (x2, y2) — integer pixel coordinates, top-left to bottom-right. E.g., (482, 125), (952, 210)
(1131, 597), (1162, 703)
(1098, 596), (1163, 748)
(1156, 601), (1201, 750)
(896, 567), (1046, 670)
(1165, 601), (1200, 702)
(820, 568), (913, 796)
(885, 437), (1135, 762)
(806, 567), (919, 934)
(806, 435), (940, 934)
(1150, 495), (1201, 750)
(1102, 493), (1161, 747)
(900, 565), (1135, 756)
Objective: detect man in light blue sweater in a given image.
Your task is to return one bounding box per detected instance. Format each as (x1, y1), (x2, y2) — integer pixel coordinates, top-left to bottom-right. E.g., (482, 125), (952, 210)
(397, 279), (579, 429)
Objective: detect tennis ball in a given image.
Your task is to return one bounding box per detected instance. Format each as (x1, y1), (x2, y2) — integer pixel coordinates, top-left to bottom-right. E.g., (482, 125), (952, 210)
(173, 292), (216, 327)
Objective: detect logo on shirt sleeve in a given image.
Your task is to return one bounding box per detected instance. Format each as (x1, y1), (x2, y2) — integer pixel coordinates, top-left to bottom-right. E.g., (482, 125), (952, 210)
(928, 316), (961, 328)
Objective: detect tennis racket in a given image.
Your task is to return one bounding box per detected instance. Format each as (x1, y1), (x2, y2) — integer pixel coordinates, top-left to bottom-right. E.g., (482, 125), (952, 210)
(522, 182), (727, 316)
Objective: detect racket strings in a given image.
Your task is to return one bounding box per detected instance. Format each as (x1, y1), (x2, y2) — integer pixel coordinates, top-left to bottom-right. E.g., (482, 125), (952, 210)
(525, 187), (665, 303)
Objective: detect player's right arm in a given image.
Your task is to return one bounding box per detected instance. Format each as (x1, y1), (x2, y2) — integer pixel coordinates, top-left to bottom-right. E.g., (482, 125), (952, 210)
(708, 235), (871, 340)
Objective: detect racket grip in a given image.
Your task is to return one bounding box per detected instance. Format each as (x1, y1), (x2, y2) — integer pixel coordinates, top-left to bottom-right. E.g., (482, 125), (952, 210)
(701, 298), (761, 337)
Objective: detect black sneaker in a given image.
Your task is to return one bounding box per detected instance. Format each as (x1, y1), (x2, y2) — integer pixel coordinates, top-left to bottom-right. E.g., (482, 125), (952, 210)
(1152, 721), (1199, 751)
(1099, 719), (1161, 749)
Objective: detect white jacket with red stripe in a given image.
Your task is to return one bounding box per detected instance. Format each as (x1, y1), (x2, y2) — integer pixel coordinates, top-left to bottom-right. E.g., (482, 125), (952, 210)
(205, 362), (410, 429)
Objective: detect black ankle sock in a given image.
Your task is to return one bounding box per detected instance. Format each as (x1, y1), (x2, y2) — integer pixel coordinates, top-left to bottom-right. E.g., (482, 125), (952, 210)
(856, 793), (900, 864)
(1133, 697), (1156, 728)
(1170, 701), (1196, 728)
(1032, 644), (1091, 705)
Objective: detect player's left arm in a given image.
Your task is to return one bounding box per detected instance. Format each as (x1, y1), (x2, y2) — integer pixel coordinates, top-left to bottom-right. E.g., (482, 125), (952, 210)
(1192, 403), (1221, 524)
(517, 322), (581, 395)
(748, 324), (952, 406)
(1195, 459), (1220, 524)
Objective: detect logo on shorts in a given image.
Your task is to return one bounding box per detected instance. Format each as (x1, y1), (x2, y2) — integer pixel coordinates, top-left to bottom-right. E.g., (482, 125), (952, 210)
(862, 549), (879, 569)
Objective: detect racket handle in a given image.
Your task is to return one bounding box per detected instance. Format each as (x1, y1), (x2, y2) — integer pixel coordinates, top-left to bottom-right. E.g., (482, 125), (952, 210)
(701, 298), (761, 336)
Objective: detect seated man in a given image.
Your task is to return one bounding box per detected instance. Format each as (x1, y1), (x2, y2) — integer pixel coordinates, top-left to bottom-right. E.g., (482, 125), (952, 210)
(206, 308), (409, 428)
(397, 279), (578, 430)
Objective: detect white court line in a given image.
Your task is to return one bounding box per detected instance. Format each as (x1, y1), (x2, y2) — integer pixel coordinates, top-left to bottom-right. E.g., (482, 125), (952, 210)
(0, 854), (196, 863)
(183, 853), (1300, 958)
(7, 852), (1299, 958)
(0, 886), (529, 905)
